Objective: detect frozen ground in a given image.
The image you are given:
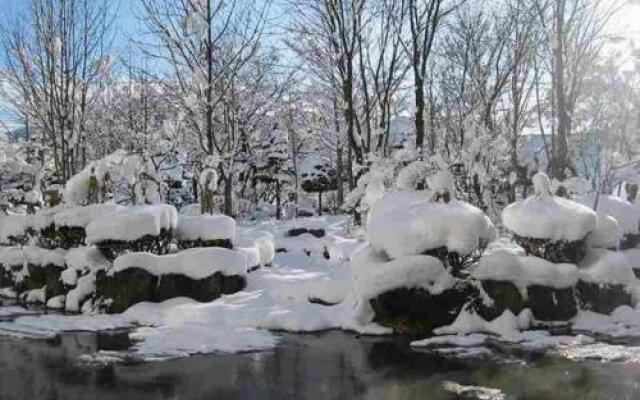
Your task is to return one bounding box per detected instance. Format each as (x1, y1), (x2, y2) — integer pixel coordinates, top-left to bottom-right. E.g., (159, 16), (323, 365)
(2, 215), (640, 367)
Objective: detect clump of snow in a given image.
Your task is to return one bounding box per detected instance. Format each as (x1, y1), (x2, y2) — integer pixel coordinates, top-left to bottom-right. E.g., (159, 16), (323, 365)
(237, 247), (261, 268)
(428, 169), (454, 193)
(578, 194), (640, 238)
(0, 215), (30, 244)
(472, 252), (578, 297)
(578, 248), (638, 289)
(65, 274), (96, 313)
(351, 246), (456, 323)
(234, 229), (275, 265)
(433, 308), (531, 338)
(175, 214), (235, 241)
(113, 247), (248, 279)
(54, 204), (125, 228)
(64, 246), (112, 274)
(86, 204), (178, 243)
(367, 190), (496, 258)
(23, 287), (46, 304)
(587, 215), (620, 249)
(0, 246), (66, 268)
(503, 173), (597, 241)
(410, 333), (489, 348)
(46, 295), (66, 309)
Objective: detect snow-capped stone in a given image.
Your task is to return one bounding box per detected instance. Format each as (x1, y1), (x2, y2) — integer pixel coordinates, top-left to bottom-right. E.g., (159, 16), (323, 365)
(175, 214), (235, 241)
(367, 190), (496, 258)
(86, 204), (178, 243)
(503, 173), (597, 241)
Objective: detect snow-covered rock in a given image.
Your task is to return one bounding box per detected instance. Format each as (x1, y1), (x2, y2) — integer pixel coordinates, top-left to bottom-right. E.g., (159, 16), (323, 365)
(175, 214), (235, 243)
(367, 190), (496, 259)
(234, 229), (275, 266)
(86, 204), (178, 244)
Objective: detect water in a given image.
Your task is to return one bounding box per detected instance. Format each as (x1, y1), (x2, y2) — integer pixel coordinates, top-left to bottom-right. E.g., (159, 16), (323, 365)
(2, 299), (640, 400)
(3, 325), (640, 400)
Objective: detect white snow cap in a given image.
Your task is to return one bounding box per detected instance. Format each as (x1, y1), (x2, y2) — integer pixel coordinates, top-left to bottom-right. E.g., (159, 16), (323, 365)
(367, 190), (496, 258)
(176, 215), (235, 241)
(429, 170), (454, 193)
(577, 194), (640, 237)
(578, 248), (638, 288)
(54, 204), (126, 228)
(503, 173), (596, 241)
(0, 246), (66, 268)
(86, 204), (178, 243)
(472, 251), (578, 296)
(234, 229), (275, 265)
(113, 247), (248, 280)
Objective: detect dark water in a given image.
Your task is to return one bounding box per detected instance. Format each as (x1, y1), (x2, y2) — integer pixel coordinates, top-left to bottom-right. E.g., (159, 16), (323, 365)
(2, 327), (640, 400)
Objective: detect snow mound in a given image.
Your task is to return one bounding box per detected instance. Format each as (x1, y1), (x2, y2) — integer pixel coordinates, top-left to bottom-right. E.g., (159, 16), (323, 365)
(434, 308), (531, 337)
(472, 251), (578, 295)
(367, 190), (496, 258)
(587, 215), (620, 249)
(64, 246), (112, 273)
(175, 214), (235, 241)
(0, 246), (66, 268)
(351, 246), (456, 323)
(578, 248), (638, 288)
(86, 204), (178, 243)
(54, 204), (125, 228)
(113, 248), (248, 280)
(234, 229), (275, 265)
(503, 174), (596, 241)
(0, 215), (29, 244)
(577, 194), (640, 236)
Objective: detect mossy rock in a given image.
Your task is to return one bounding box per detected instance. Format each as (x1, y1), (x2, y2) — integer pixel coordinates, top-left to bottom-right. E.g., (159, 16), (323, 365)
(95, 229), (173, 260)
(620, 234), (640, 250)
(96, 267), (246, 314)
(514, 235), (587, 264)
(177, 238), (232, 250)
(370, 280), (477, 334)
(287, 228), (325, 238)
(576, 280), (632, 315)
(474, 280), (577, 322)
(527, 285), (577, 321)
(474, 280), (526, 321)
(24, 263), (66, 300)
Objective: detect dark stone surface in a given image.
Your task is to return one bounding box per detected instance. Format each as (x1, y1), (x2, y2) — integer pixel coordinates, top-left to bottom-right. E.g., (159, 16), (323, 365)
(287, 228), (325, 238)
(514, 235), (587, 264)
(576, 280), (632, 315)
(0, 266), (14, 290)
(474, 280), (577, 322)
(95, 229), (173, 260)
(620, 234), (640, 250)
(95, 267), (246, 313)
(370, 281), (476, 334)
(177, 238), (232, 250)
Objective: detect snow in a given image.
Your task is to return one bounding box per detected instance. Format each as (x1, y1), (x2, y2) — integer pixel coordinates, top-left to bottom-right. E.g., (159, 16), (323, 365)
(503, 172), (597, 241)
(472, 252), (578, 296)
(65, 273), (96, 313)
(175, 214), (235, 241)
(234, 229), (275, 265)
(577, 248), (638, 288)
(46, 295), (66, 309)
(411, 333), (489, 348)
(64, 246), (112, 273)
(587, 214), (620, 249)
(0, 215), (29, 244)
(86, 204), (178, 243)
(0, 246), (66, 268)
(113, 247), (248, 279)
(54, 204), (125, 228)
(577, 194), (640, 236)
(351, 246), (456, 323)
(23, 287), (46, 303)
(433, 308), (531, 338)
(367, 190), (496, 258)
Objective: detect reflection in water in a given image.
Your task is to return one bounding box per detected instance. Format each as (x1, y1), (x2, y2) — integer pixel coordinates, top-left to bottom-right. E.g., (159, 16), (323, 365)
(2, 330), (640, 399)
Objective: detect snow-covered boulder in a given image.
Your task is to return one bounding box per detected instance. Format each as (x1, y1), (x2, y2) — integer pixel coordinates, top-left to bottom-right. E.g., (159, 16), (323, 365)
(351, 246), (475, 333)
(96, 248), (247, 313)
(472, 252), (579, 321)
(587, 214), (620, 250)
(62, 246), (112, 313)
(86, 204), (178, 259)
(0, 215), (31, 245)
(175, 214), (235, 249)
(367, 190), (496, 263)
(234, 229), (275, 266)
(577, 195), (640, 249)
(503, 173), (596, 263)
(0, 246), (67, 302)
(575, 249), (638, 314)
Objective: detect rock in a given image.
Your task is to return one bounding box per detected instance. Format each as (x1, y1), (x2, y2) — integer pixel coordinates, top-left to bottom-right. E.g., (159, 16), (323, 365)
(24, 263), (66, 300)
(514, 235), (587, 264)
(475, 280), (577, 322)
(94, 229), (173, 260)
(620, 233), (640, 250)
(287, 228), (325, 238)
(177, 238), (232, 250)
(369, 281), (477, 334)
(576, 280), (633, 315)
(95, 267), (246, 313)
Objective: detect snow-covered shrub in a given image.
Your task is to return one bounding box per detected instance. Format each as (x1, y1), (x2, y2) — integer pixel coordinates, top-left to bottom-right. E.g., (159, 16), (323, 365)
(0, 246), (67, 302)
(503, 173), (597, 263)
(86, 204), (178, 259)
(175, 214), (235, 249)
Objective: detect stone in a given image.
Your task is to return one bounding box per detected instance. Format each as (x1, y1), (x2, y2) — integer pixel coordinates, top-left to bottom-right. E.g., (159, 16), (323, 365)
(576, 280), (633, 315)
